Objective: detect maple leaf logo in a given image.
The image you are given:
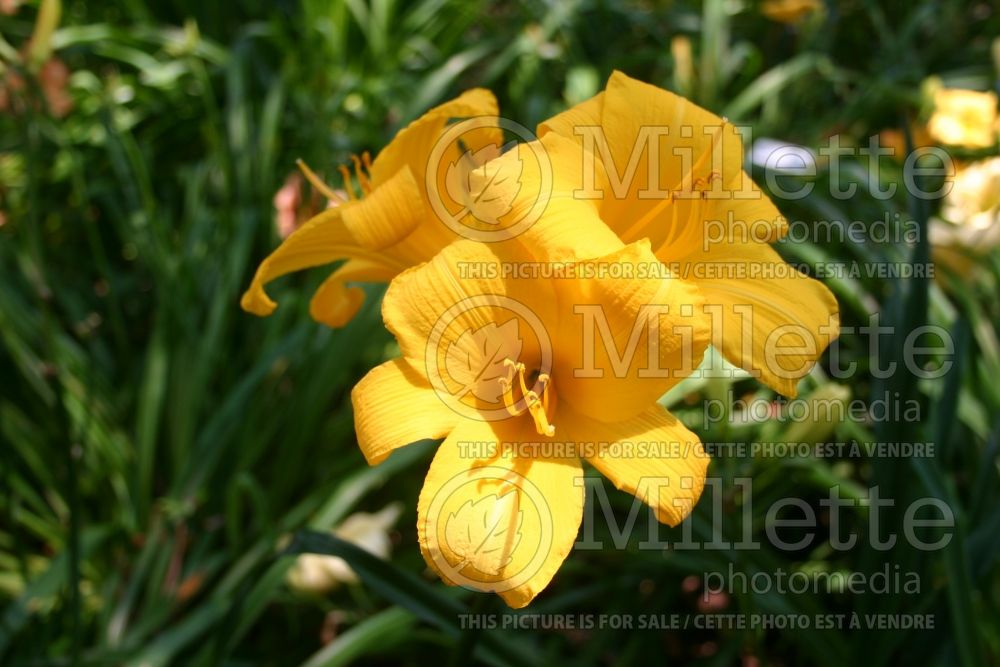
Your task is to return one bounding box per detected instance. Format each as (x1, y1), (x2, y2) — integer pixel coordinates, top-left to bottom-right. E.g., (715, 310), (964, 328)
(444, 492), (524, 576)
(445, 319), (522, 404)
(445, 144), (522, 225)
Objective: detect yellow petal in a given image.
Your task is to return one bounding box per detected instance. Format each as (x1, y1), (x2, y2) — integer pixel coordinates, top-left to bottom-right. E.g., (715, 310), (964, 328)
(369, 88), (501, 188)
(928, 88), (999, 149)
(601, 74), (748, 245)
(553, 240), (711, 423)
(241, 207), (399, 317)
(539, 71), (776, 253)
(309, 258), (396, 328)
(537, 92), (605, 139)
(340, 166), (426, 250)
(417, 417), (583, 608)
(351, 359), (459, 465)
(466, 132), (624, 260)
(382, 239), (557, 373)
(560, 403), (708, 525)
(666, 240), (840, 397)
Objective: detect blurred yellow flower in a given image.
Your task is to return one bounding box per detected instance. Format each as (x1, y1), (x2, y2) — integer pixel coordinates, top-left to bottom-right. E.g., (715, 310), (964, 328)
(942, 157), (1000, 230)
(241, 89), (500, 327)
(286, 504), (401, 594)
(537, 71), (840, 397)
(927, 87), (999, 149)
(761, 0), (821, 24)
(877, 124), (931, 161)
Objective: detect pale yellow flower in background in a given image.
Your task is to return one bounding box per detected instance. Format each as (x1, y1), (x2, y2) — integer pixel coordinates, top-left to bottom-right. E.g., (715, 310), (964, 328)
(941, 157), (1000, 231)
(927, 87), (999, 149)
(286, 504), (402, 594)
(761, 0), (821, 24)
(931, 157), (1000, 275)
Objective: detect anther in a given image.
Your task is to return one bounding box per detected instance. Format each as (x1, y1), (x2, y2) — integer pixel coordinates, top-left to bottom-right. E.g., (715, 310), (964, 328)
(338, 164), (358, 200)
(351, 154), (373, 194)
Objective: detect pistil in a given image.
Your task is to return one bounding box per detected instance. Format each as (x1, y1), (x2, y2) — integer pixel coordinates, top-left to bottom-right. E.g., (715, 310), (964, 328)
(499, 359), (556, 437)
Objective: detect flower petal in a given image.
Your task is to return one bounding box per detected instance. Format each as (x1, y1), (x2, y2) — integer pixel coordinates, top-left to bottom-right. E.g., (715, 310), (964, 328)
(340, 166), (427, 250)
(537, 92), (605, 140)
(351, 358), (459, 465)
(469, 132), (624, 261)
(417, 417), (584, 608)
(241, 207), (398, 317)
(539, 71), (778, 253)
(309, 258), (396, 328)
(561, 402), (708, 526)
(665, 240), (840, 397)
(382, 239), (557, 372)
(552, 240), (711, 423)
(370, 88), (501, 188)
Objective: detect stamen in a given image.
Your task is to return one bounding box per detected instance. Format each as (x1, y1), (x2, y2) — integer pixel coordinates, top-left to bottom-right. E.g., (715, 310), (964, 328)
(296, 159), (348, 203)
(362, 150), (373, 170)
(352, 154), (373, 194)
(499, 360), (522, 417)
(338, 164), (358, 200)
(537, 373), (551, 414)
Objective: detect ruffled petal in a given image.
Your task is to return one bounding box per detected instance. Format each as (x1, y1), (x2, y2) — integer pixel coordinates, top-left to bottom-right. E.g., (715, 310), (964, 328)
(662, 240), (840, 397)
(561, 402), (708, 525)
(351, 359), (459, 465)
(417, 417), (584, 608)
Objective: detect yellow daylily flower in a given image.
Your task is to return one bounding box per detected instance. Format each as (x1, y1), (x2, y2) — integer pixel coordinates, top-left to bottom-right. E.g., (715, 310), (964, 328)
(927, 87), (999, 149)
(352, 207), (713, 607)
(536, 71), (840, 397)
(240, 89), (501, 327)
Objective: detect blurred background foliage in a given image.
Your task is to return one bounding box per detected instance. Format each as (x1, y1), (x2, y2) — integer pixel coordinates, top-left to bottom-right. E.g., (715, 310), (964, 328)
(1, 0), (999, 664)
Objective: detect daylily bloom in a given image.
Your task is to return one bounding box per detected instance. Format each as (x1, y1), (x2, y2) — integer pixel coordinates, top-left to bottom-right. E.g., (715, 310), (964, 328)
(927, 87), (999, 149)
(241, 89), (500, 326)
(352, 157), (714, 605)
(535, 71), (839, 397)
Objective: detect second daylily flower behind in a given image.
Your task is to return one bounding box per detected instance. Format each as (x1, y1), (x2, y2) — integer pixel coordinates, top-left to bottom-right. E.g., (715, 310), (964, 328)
(240, 89), (500, 326)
